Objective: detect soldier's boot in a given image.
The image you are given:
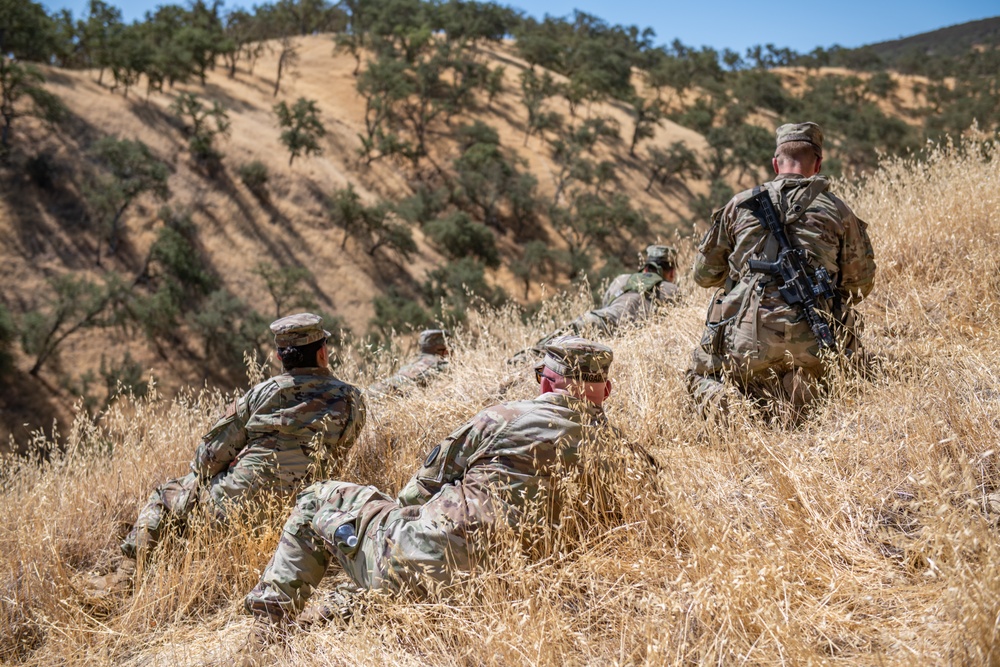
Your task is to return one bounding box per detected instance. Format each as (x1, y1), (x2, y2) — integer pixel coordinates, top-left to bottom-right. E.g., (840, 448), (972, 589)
(297, 584), (360, 627)
(82, 557), (137, 598)
(685, 370), (733, 420)
(235, 618), (287, 667)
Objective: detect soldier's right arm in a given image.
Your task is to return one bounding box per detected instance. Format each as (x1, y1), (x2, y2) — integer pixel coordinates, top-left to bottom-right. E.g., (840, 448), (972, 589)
(320, 386), (367, 463)
(692, 206), (734, 288)
(192, 394), (250, 479)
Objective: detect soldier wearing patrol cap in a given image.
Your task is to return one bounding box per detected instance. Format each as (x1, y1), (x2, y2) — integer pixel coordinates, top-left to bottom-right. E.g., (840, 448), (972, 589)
(511, 245), (679, 365)
(84, 313), (366, 597)
(566, 244), (679, 338)
(687, 121), (876, 418)
(244, 335), (616, 628)
(367, 329), (450, 398)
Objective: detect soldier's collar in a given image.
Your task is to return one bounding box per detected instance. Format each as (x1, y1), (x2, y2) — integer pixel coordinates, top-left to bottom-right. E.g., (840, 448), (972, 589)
(536, 391), (604, 414)
(286, 366), (332, 377)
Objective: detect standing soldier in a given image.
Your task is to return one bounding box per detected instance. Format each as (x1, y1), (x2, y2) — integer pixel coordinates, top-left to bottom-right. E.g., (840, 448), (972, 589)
(244, 335), (616, 628)
(367, 329), (449, 397)
(687, 122), (876, 416)
(85, 314), (366, 595)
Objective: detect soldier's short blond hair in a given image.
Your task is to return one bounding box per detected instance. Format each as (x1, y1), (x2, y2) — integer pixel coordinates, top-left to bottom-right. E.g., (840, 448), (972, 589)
(775, 140), (820, 164)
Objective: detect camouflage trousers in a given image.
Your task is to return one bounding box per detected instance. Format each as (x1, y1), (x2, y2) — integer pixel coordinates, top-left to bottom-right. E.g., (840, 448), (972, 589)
(121, 446), (309, 559)
(245, 480), (483, 619)
(687, 318), (827, 419)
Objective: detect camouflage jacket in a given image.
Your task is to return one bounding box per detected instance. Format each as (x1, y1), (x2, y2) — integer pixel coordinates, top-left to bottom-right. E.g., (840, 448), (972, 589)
(193, 367), (366, 481)
(368, 353), (449, 396)
(396, 393), (610, 528)
(693, 174), (876, 328)
(601, 272), (679, 309)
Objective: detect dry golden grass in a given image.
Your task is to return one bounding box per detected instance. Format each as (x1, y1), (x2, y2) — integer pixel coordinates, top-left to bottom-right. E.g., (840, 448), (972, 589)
(3, 134), (1000, 665)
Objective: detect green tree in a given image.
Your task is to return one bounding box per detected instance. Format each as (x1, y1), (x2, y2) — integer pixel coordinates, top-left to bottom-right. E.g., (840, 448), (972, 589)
(510, 240), (554, 300)
(20, 273), (117, 376)
(121, 210), (217, 348)
(0, 58), (66, 150)
(645, 141), (701, 192)
(519, 68), (558, 145)
(188, 289), (270, 371)
(627, 93), (663, 157)
(451, 121), (536, 230)
(0, 0), (55, 61)
(237, 160), (269, 201)
(328, 184), (366, 249)
(253, 261), (316, 318)
(86, 137), (170, 263)
(274, 97), (326, 166)
(327, 184), (416, 259)
(369, 288), (434, 341)
(170, 92), (230, 166)
(422, 257), (506, 324)
(424, 211), (499, 268)
(79, 0), (123, 85)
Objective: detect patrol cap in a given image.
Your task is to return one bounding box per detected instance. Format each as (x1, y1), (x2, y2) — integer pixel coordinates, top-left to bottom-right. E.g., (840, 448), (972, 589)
(643, 244), (677, 270)
(270, 313), (331, 348)
(418, 329), (448, 354)
(537, 335), (613, 383)
(775, 121), (823, 156)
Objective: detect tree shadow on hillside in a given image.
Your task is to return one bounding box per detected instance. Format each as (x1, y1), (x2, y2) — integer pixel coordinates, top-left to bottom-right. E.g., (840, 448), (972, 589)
(1, 148), (97, 267)
(0, 367), (64, 456)
(129, 100), (184, 152)
(199, 82), (262, 114)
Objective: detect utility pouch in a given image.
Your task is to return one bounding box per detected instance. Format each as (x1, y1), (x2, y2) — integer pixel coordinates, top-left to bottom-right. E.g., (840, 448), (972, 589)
(700, 286), (741, 356)
(312, 485), (393, 554)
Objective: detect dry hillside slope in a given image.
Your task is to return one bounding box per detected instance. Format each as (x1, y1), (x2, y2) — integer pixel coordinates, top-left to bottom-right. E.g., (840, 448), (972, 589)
(0, 33), (709, 444)
(1, 135), (999, 665)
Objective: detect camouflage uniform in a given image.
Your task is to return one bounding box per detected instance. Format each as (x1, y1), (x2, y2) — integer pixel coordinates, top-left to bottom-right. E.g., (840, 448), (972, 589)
(687, 123), (876, 414)
(565, 245), (679, 338)
(245, 336), (614, 619)
(121, 314), (366, 559)
(367, 330), (449, 397)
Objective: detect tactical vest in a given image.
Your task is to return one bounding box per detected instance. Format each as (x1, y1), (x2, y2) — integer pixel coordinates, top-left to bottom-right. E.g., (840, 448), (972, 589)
(616, 272), (664, 299)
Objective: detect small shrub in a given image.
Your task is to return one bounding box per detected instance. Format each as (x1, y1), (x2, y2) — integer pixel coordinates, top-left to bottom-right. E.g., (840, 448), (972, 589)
(238, 160), (269, 201)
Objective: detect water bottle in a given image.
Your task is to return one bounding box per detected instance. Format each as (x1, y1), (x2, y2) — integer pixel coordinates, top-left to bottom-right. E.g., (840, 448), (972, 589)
(334, 523), (359, 552)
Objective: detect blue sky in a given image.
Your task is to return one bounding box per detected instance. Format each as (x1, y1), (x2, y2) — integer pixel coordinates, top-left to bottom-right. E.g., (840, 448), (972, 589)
(44, 0), (999, 54)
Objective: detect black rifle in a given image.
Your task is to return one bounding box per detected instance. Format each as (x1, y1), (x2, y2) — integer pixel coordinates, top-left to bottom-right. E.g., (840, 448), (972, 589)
(737, 188), (837, 350)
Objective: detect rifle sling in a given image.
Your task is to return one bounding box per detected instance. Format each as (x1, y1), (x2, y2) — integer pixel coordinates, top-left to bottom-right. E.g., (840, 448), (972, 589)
(747, 179), (830, 341)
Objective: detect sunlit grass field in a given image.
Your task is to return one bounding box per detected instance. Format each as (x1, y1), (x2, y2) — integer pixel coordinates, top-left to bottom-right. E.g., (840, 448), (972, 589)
(2, 135), (999, 665)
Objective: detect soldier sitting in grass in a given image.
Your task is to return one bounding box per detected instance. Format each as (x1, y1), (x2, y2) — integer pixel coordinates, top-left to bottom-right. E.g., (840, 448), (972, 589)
(243, 335), (617, 634)
(84, 314), (366, 597)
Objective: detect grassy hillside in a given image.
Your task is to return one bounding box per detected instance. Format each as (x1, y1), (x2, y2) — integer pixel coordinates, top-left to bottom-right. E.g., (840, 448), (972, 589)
(2, 135), (999, 665)
(0, 34), (705, 447)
